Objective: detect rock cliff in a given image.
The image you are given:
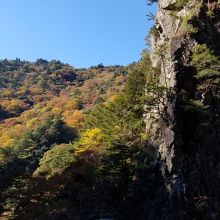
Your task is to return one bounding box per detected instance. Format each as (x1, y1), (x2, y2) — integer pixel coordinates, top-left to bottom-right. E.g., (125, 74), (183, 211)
(147, 0), (220, 218)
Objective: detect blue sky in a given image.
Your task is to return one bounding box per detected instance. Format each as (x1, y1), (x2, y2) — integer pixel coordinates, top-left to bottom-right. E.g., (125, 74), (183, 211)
(0, 0), (156, 68)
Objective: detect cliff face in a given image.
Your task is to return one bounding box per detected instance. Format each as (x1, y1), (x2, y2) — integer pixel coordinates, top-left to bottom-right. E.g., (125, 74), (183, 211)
(148, 0), (220, 218)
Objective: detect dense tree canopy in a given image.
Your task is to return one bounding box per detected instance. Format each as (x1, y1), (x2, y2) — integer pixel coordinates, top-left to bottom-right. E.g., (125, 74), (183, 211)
(0, 55), (164, 219)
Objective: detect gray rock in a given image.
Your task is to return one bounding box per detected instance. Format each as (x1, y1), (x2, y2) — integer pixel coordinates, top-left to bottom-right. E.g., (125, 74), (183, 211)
(146, 0), (220, 218)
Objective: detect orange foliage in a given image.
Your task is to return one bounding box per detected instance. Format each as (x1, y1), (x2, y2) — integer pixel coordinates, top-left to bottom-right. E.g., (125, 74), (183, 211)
(65, 110), (85, 129)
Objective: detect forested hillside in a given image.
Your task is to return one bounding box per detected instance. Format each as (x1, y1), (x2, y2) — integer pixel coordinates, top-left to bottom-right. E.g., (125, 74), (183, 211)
(0, 56), (162, 219)
(1, 0), (220, 219)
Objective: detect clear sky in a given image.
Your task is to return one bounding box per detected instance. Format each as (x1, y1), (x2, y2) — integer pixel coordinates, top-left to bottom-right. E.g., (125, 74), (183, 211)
(0, 0), (156, 68)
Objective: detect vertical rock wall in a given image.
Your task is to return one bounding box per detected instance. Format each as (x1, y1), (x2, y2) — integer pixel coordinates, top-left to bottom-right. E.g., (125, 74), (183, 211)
(147, 0), (220, 218)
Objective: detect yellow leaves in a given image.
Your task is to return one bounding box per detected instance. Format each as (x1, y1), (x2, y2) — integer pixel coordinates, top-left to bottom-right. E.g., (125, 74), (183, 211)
(51, 107), (62, 115)
(45, 96), (85, 129)
(40, 106), (51, 113)
(4, 139), (16, 148)
(1, 88), (14, 97)
(74, 128), (107, 168)
(0, 94), (81, 148)
(0, 124), (26, 148)
(75, 128), (106, 154)
(0, 64), (128, 152)
(26, 118), (38, 128)
(105, 94), (118, 104)
(0, 137), (15, 148)
(0, 99), (28, 114)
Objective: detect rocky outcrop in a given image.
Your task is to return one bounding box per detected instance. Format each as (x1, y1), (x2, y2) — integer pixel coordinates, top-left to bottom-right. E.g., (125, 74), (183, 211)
(147, 0), (220, 219)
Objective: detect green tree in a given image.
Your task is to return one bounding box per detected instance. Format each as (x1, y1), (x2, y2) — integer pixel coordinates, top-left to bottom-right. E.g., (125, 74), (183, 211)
(34, 144), (76, 178)
(13, 116), (77, 160)
(190, 44), (220, 79)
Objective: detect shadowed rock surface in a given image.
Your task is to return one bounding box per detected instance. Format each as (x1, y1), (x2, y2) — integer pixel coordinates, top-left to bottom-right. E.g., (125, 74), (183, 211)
(147, 0), (220, 218)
